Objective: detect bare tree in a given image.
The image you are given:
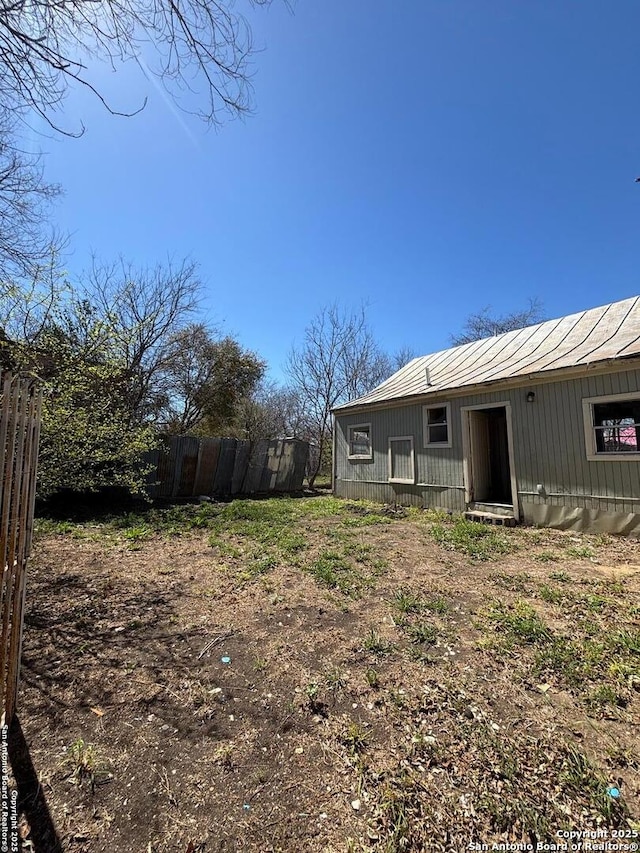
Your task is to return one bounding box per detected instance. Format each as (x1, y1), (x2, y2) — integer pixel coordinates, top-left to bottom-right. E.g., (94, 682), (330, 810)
(232, 382), (306, 442)
(82, 256), (202, 420)
(0, 0), (278, 133)
(451, 299), (545, 346)
(0, 115), (63, 280)
(376, 345), (418, 378)
(286, 305), (389, 489)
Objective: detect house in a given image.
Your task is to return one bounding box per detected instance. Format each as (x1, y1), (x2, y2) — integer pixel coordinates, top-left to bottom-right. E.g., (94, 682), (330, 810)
(332, 296), (640, 536)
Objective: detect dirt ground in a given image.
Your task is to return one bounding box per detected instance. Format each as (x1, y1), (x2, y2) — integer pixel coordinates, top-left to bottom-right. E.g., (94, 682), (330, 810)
(9, 496), (640, 852)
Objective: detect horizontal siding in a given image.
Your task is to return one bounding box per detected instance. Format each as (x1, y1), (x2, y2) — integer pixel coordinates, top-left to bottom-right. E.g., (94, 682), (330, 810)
(335, 367), (640, 517)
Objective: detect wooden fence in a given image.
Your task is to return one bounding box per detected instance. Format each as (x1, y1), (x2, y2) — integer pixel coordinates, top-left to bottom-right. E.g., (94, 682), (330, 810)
(143, 436), (309, 499)
(0, 374), (42, 724)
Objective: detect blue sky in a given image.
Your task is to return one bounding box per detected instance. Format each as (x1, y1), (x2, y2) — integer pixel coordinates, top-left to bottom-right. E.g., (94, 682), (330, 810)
(33, 0), (640, 382)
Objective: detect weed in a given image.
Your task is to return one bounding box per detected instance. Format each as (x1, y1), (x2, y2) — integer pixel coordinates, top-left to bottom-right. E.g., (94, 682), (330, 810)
(431, 517), (514, 560)
(305, 544), (383, 596)
(365, 667), (379, 688)
(608, 629), (640, 654)
(251, 554), (278, 574)
(407, 622), (438, 645)
(487, 600), (551, 645)
(533, 637), (606, 688)
(581, 594), (606, 613)
(324, 667), (347, 691)
(305, 681), (320, 702)
(34, 518), (78, 536)
(253, 656), (267, 672)
(211, 743), (235, 769)
(304, 681), (326, 715)
(65, 739), (110, 791)
(363, 627), (392, 656)
(491, 571), (531, 592)
(300, 496), (349, 518)
(393, 588), (424, 614)
(209, 536), (242, 559)
(558, 746), (626, 822)
(565, 544), (595, 559)
(423, 594), (449, 614)
(409, 507), (450, 523)
(341, 722), (368, 755)
(534, 551), (559, 563)
(586, 685), (627, 710)
(549, 570), (571, 582)
(306, 549), (351, 591)
(342, 542), (373, 562)
(538, 584), (564, 604)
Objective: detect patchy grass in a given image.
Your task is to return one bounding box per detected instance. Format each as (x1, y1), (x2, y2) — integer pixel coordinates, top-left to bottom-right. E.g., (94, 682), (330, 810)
(565, 543), (596, 559)
(22, 495), (640, 852)
(486, 599), (552, 645)
(430, 517), (514, 560)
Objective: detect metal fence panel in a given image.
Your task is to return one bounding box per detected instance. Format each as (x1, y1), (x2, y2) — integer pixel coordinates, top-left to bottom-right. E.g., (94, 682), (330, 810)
(145, 436), (309, 499)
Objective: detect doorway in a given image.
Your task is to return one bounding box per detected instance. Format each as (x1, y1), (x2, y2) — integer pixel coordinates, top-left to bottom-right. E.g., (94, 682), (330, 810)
(464, 404), (515, 507)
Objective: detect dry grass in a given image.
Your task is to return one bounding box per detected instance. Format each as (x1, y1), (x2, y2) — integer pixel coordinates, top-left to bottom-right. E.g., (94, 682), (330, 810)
(17, 497), (640, 851)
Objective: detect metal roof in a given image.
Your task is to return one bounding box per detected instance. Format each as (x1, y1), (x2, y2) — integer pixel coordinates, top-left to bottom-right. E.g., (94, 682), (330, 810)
(335, 296), (640, 411)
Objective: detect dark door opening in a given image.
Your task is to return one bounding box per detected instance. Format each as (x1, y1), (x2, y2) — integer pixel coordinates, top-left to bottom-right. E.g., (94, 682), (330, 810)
(468, 406), (512, 505)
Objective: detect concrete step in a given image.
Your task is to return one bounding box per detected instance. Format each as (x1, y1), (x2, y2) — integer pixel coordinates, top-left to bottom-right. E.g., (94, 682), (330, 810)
(464, 510), (517, 527)
(471, 502), (514, 517)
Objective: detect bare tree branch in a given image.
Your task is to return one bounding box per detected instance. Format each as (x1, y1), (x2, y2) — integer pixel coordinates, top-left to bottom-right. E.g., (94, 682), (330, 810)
(451, 299), (545, 346)
(0, 0), (279, 133)
(286, 304), (390, 489)
(0, 112), (64, 278)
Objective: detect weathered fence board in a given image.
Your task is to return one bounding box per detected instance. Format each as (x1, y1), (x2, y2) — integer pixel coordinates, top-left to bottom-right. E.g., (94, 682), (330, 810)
(242, 440), (269, 494)
(144, 437), (309, 499)
(193, 438), (221, 495)
(0, 374), (42, 724)
(176, 436), (200, 498)
(213, 438), (237, 496)
(231, 441), (251, 495)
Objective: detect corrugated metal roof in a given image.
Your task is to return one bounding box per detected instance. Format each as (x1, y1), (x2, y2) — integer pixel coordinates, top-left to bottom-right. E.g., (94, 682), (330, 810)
(335, 297), (640, 411)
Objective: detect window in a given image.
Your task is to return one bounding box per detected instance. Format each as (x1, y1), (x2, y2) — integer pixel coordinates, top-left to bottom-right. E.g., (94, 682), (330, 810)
(423, 403), (452, 447)
(348, 423), (372, 460)
(582, 394), (640, 460)
(388, 436), (415, 484)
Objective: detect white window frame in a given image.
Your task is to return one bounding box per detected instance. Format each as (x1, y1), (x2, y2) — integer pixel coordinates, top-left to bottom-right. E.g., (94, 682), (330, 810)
(423, 402), (452, 448)
(347, 423), (373, 460)
(582, 392), (640, 461)
(388, 435), (415, 484)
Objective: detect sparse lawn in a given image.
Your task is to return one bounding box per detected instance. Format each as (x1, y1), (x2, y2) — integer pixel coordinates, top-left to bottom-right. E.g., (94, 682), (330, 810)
(21, 498), (640, 851)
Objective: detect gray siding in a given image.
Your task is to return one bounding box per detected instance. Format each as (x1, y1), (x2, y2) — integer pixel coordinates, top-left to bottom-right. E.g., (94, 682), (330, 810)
(335, 367), (640, 521)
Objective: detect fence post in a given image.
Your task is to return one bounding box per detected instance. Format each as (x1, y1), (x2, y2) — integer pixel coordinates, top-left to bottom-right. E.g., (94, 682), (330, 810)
(0, 375), (42, 725)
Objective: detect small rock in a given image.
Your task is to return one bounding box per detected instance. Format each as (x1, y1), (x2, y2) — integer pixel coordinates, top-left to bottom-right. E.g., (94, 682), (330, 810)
(351, 799), (361, 811)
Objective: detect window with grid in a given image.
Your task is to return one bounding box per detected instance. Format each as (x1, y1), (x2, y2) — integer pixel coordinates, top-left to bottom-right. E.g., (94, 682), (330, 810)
(423, 403), (451, 447)
(348, 424), (372, 459)
(591, 400), (640, 454)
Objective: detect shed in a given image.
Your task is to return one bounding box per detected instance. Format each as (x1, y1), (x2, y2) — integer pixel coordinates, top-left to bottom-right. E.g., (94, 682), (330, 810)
(332, 296), (640, 535)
